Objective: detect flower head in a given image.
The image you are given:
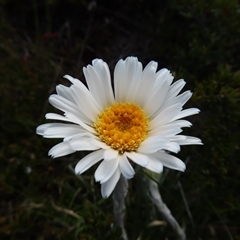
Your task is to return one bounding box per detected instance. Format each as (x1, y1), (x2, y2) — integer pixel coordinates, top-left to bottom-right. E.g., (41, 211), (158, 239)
(36, 57), (202, 198)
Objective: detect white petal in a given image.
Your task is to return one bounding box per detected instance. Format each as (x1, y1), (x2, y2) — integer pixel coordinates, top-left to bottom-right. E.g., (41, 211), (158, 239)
(63, 132), (96, 142)
(137, 136), (168, 154)
(150, 103), (182, 129)
(126, 151), (149, 167)
(103, 148), (119, 161)
(175, 90), (192, 106)
(63, 75), (93, 90)
(152, 152), (186, 172)
(48, 95), (96, 131)
(172, 108), (200, 121)
(56, 84), (76, 103)
(70, 85), (100, 122)
(69, 137), (100, 151)
(63, 75), (81, 86)
(43, 124), (84, 138)
(48, 142), (75, 158)
(119, 154), (135, 179)
(150, 120), (192, 133)
(164, 142), (181, 153)
(162, 90), (192, 110)
(144, 61), (158, 71)
(83, 59), (114, 108)
(169, 79), (186, 97)
(36, 123), (55, 135)
(95, 156), (119, 183)
(88, 138), (111, 150)
(161, 79), (186, 106)
(45, 113), (83, 125)
(145, 154), (163, 173)
(64, 112), (96, 134)
(101, 168), (121, 198)
(169, 120), (192, 128)
(114, 59), (125, 102)
(122, 57), (143, 102)
(134, 63), (157, 105)
(175, 136), (203, 145)
(45, 113), (95, 134)
(114, 57), (143, 102)
(49, 94), (80, 117)
(143, 70), (173, 117)
(149, 126), (182, 137)
(75, 149), (104, 174)
(154, 68), (173, 87)
(169, 135), (187, 141)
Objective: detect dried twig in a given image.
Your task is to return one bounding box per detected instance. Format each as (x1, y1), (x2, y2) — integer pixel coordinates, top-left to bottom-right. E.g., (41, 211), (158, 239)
(51, 200), (81, 220)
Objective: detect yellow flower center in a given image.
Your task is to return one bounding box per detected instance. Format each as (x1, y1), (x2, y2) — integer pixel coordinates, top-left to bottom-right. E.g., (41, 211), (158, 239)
(94, 103), (149, 153)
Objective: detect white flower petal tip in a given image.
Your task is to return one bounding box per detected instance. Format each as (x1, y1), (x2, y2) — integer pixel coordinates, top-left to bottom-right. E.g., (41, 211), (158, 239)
(36, 124), (46, 135)
(101, 168), (121, 198)
(177, 160), (186, 172)
(36, 57), (202, 197)
(94, 152), (119, 183)
(75, 150), (104, 175)
(145, 155), (163, 173)
(152, 152), (186, 172)
(48, 142), (75, 158)
(119, 154), (135, 179)
(179, 136), (203, 145)
(63, 74), (76, 82)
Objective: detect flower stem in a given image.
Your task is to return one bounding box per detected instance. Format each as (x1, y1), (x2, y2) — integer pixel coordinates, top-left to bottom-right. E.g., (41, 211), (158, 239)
(147, 177), (186, 240)
(112, 174), (128, 240)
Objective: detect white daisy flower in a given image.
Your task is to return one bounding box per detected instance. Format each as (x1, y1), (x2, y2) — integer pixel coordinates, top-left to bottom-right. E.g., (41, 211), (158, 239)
(36, 57), (202, 198)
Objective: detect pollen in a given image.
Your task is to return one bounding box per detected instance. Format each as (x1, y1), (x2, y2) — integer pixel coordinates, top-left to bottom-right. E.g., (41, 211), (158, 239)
(94, 103), (149, 153)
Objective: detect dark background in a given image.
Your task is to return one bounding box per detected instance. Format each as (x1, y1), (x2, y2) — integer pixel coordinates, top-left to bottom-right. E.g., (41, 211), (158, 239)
(0, 0), (240, 239)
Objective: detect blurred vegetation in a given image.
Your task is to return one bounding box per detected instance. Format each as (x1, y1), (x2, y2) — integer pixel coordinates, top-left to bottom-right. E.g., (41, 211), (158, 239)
(0, 0), (240, 239)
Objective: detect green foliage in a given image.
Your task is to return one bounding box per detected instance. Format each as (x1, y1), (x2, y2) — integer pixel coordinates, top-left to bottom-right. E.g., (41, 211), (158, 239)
(1, 0), (240, 239)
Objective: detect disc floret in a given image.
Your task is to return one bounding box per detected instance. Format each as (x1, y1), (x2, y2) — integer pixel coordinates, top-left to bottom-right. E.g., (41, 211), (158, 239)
(94, 103), (149, 153)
